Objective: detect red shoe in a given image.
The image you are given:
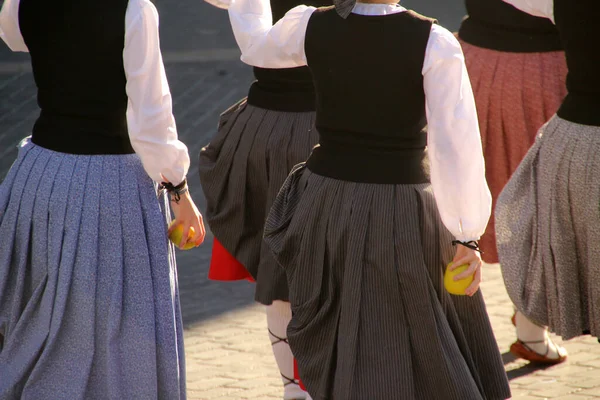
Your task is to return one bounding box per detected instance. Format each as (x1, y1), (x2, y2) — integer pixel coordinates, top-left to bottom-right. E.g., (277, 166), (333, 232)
(510, 339), (567, 365)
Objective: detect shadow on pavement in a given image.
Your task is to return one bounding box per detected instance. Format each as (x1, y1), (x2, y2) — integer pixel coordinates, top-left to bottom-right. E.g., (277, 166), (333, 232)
(502, 351), (555, 381)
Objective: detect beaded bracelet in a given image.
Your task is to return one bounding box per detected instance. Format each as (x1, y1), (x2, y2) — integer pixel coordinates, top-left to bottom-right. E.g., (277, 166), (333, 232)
(160, 178), (188, 204)
(451, 240), (483, 254)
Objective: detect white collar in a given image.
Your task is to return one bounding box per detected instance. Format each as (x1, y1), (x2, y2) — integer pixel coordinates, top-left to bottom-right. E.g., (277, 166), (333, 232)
(352, 3), (407, 16)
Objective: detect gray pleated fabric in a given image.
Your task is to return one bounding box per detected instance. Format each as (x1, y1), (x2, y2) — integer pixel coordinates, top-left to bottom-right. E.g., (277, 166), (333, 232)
(333, 0), (355, 18)
(199, 99), (318, 305)
(496, 115), (600, 340)
(0, 138), (185, 400)
(264, 164), (511, 400)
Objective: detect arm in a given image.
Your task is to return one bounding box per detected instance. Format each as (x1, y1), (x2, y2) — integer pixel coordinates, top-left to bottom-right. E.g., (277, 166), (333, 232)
(0, 0), (28, 52)
(423, 24), (492, 243)
(503, 0), (554, 22)
(123, 0), (190, 185)
(228, 0), (315, 68)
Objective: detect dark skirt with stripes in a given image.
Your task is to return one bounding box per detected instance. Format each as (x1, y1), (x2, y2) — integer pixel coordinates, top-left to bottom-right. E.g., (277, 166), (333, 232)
(496, 116), (600, 340)
(264, 165), (511, 400)
(199, 99), (317, 305)
(0, 138), (185, 399)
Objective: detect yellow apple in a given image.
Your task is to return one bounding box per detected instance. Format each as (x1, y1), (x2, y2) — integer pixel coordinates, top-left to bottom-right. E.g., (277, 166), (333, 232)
(444, 262), (473, 295)
(168, 221), (196, 250)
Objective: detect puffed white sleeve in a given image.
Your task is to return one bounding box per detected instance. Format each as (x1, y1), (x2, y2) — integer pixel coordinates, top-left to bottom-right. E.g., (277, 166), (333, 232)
(0, 0), (28, 52)
(422, 24), (492, 242)
(502, 0), (554, 22)
(123, 0), (190, 185)
(228, 0), (316, 68)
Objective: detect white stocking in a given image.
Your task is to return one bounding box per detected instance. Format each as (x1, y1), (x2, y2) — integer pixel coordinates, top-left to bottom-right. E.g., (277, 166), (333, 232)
(266, 300), (307, 400)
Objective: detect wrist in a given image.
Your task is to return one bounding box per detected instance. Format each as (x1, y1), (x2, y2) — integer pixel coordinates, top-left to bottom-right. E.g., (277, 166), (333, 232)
(161, 178), (188, 203)
(452, 240), (483, 255)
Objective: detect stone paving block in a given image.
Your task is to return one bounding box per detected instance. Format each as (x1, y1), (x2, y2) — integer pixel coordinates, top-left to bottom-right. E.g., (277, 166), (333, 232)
(529, 385), (585, 398)
(576, 389), (600, 398)
(188, 386), (247, 400)
(187, 377), (239, 391)
(225, 377), (281, 391)
(567, 379), (600, 390)
(238, 386), (283, 399)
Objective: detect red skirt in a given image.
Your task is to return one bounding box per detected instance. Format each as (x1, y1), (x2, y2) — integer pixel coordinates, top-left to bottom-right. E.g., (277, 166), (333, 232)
(459, 40), (568, 263)
(207, 238), (254, 282)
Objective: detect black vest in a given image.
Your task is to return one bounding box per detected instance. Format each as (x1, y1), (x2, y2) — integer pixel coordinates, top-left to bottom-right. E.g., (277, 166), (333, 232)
(247, 0), (330, 112)
(304, 7), (432, 184)
(19, 0), (133, 154)
(458, 0), (561, 53)
(554, 0), (600, 126)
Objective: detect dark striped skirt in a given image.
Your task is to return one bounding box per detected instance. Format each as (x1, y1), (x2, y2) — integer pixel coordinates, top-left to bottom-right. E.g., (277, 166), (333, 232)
(0, 138), (185, 399)
(199, 99), (317, 305)
(496, 115), (600, 340)
(264, 165), (511, 400)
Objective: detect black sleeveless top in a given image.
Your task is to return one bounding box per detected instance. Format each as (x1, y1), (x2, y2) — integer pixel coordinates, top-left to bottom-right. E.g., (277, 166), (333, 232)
(304, 8), (432, 184)
(458, 0), (561, 52)
(19, 0), (134, 155)
(247, 0), (330, 112)
(554, 0), (600, 126)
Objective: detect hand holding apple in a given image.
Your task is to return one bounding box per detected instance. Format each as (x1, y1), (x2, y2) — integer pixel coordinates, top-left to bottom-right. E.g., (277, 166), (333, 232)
(446, 244), (482, 296)
(168, 221), (197, 250)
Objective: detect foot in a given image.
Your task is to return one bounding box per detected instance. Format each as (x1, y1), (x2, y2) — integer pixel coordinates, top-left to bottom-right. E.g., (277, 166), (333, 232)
(510, 338), (567, 364)
(283, 382), (308, 400)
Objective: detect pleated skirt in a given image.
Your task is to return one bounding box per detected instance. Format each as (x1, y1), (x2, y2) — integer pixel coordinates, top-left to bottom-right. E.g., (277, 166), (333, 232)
(199, 99), (317, 305)
(459, 39), (568, 263)
(0, 138), (185, 400)
(264, 165), (511, 400)
(496, 116), (600, 340)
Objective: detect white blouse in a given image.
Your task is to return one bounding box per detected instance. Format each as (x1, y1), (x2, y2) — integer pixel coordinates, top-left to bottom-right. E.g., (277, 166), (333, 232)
(503, 0), (554, 22)
(228, 1), (492, 242)
(0, 0), (190, 185)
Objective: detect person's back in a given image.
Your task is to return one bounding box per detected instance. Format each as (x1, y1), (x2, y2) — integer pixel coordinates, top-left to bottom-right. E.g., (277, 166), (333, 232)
(304, 7), (431, 184)
(19, 0), (132, 154)
(0, 0), (204, 397)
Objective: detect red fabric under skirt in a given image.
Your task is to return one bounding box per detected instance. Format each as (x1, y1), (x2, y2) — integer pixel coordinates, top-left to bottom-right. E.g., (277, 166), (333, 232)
(294, 359), (306, 391)
(459, 39), (568, 263)
(207, 238), (254, 282)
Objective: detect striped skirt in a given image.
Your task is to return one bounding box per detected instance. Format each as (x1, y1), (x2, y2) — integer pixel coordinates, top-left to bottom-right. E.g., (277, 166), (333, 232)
(199, 99), (317, 305)
(496, 116), (600, 340)
(459, 39), (568, 263)
(0, 138), (185, 399)
(264, 165), (511, 400)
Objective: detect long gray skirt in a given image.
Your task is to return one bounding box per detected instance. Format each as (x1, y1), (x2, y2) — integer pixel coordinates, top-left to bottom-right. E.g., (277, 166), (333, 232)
(264, 165), (511, 400)
(0, 138), (185, 399)
(496, 115), (600, 340)
(199, 99), (317, 305)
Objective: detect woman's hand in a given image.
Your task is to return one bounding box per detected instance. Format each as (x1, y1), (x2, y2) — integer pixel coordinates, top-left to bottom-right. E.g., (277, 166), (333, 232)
(449, 244), (482, 296)
(168, 191), (206, 249)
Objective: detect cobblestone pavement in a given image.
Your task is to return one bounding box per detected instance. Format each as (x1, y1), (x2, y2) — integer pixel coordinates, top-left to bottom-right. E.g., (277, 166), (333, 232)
(2, 0), (600, 399)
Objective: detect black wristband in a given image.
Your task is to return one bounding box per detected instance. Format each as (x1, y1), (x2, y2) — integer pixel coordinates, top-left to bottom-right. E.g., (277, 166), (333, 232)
(160, 178), (188, 203)
(452, 240), (483, 254)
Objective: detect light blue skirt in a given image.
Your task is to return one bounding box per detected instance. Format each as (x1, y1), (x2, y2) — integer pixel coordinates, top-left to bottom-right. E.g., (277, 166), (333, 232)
(0, 138), (185, 399)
